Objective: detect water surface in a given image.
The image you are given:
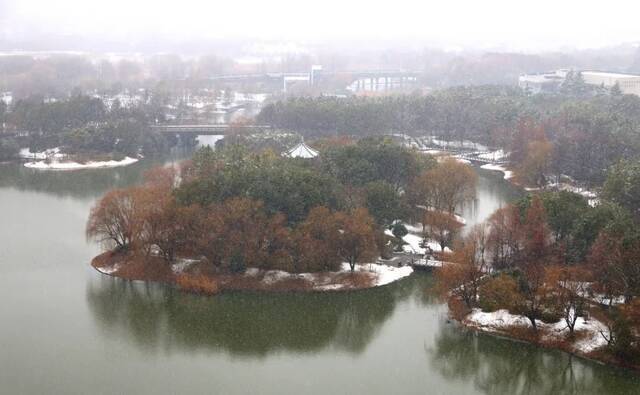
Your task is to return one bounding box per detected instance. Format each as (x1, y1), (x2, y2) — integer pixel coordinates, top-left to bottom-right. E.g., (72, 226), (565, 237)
(0, 159), (638, 394)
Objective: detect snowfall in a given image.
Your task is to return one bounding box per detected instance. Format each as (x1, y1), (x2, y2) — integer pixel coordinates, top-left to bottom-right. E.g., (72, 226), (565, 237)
(465, 308), (609, 354)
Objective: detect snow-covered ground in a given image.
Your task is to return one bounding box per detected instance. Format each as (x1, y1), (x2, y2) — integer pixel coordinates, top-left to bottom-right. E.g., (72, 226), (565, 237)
(480, 163), (513, 180)
(95, 263), (122, 275)
(401, 233), (452, 255)
(477, 149), (509, 161)
(166, 259), (413, 291)
(347, 262), (413, 286)
(24, 156), (138, 170)
(245, 262), (413, 290)
(465, 308), (609, 354)
(19, 147), (65, 160)
(548, 182), (599, 207)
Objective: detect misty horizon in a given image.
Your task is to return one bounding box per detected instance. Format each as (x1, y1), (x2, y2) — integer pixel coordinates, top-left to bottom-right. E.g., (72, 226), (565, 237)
(2, 0), (640, 54)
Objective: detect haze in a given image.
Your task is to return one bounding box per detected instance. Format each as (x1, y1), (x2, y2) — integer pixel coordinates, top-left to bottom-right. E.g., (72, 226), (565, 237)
(2, 0), (640, 52)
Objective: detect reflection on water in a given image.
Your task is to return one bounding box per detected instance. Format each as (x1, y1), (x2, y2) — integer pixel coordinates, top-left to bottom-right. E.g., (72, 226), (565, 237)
(2, 157), (640, 394)
(461, 168), (522, 229)
(86, 273), (426, 357)
(428, 324), (640, 395)
(0, 151), (188, 198)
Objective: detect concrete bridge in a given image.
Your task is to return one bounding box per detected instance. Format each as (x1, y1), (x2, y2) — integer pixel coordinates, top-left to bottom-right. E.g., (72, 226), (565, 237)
(208, 69), (422, 92)
(150, 124), (272, 135)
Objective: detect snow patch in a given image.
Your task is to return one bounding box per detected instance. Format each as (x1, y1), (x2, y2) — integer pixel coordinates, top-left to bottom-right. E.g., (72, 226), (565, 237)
(480, 163), (513, 180)
(96, 263), (121, 275)
(19, 147), (64, 160)
(465, 308), (609, 354)
(172, 259), (199, 274)
(256, 262), (413, 290)
(341, 262), (414, 286)
(24, 156), (139, 170)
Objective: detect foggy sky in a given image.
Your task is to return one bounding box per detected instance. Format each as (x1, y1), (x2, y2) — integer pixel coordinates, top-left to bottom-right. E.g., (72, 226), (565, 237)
(2, 0), (640, 52)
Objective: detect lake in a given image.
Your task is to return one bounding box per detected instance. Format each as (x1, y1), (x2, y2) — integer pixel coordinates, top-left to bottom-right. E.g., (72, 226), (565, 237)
(0, 155), (638, 394)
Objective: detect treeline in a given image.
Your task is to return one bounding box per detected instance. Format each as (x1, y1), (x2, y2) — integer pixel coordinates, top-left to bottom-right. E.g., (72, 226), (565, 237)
(259, 86), (640, 185)
(439, 179), (640, 360)
(3, 95), (176, 159)
(87, 138), (478, 273)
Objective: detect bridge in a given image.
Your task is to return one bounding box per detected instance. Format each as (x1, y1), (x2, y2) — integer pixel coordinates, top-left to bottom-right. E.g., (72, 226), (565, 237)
(208, 69), (422, 92)
(399, 135), (507, 165)
(150, 124), (272, 135)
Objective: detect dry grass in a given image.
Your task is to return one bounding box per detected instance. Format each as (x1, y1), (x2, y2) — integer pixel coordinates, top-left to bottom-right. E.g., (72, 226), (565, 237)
(92, 251), (381, 295)
(91, 250), (175, 283)
(176, 273), (220, 295)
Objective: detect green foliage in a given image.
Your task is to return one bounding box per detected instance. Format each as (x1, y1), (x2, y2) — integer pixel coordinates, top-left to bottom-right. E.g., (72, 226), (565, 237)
(479, 274), (520, 312)
(364, 181), (407, 225)
(568, 202), (629, 263)
(518, 191), (636, 263)
(603, 159), (640, 218)
(0, 138), (19, 160)
(177, 146), (344, 224)
(260, 87), (640, 186)
(540, 190), (589, 242)
(9, 95), (174, 157)
(390, 222), (408, 238)
(323, 137), (433, 189)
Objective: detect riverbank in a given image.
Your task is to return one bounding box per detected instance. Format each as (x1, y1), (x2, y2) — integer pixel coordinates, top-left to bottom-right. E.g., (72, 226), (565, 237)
(91, 251), (414, 295)
(450, 301), (640, 373)
(24, 156), (139, 170)
(19, 147), (140, 170)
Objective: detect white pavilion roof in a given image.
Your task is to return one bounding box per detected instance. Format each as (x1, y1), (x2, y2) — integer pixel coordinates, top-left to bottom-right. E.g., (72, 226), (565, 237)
(285, 142), (319, 158)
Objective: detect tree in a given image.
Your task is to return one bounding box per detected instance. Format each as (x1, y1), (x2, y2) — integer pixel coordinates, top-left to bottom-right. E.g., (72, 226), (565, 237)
(521, 195), (553, 262)
(364, 181), (406, 226)
(541, 191), (589, 243)
(589, 230), (640, 304)
(413, 158), (477, 214)
(422, 210), (464, 252)
(146, 198), (200, 263)
(545, 266), (589, 336)
(334, 208), (379, 272)
(603, 159), (640, 219)
(216, 198), (271, 270)
(86, 187), (146, 251)
(487, 205), (524, 269)
(519, 139), (553, 187)
(479, 274), (521, 312)
(0, 138), (19, 160)
(437, 226), (490, 309)
(293, 206), (342, 272)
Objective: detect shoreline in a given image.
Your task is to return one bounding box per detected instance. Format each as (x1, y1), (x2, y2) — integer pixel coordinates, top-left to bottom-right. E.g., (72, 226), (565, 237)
(24, 156), (139, 170)
(451, 305), (640, 374)
(91, 251), (414, 295)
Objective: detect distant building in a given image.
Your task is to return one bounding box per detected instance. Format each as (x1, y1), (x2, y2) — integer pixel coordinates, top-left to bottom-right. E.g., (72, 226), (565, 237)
(581, 71), (640, 96)
(0, 92), (12, 106)
(519, 69), (640, 96)
(518, 70), (569, 94)
(284, 142), (319, 159)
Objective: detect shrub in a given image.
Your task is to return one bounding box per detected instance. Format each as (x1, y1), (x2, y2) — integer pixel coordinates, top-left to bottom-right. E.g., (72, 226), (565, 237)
(176, 273), (219, 295)
(479, 274), (520, 312)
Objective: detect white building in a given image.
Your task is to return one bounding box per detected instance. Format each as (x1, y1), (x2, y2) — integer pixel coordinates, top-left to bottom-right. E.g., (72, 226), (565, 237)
(518, 70), (569, 94)
(581, 71), (640, 96)
(0, 92), (12, 106)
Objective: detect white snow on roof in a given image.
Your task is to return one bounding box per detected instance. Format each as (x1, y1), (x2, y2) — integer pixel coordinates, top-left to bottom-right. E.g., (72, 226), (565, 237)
(285, 142), (319, 158)
(582, 71), (640, 79)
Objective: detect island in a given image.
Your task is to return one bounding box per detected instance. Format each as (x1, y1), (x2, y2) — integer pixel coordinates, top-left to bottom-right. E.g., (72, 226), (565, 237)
(88, 137), (476, 294)
(2, 95), (187, 169)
